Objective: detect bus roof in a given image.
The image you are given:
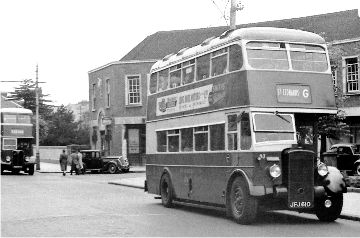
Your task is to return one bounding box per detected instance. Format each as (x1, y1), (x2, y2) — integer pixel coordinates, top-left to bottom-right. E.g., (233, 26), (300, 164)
(151, 27), (326, 71)
(0, 108), (33, 115)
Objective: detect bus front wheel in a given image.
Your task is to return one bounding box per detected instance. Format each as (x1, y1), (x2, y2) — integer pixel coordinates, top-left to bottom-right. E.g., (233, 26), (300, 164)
(315, 194), (343, 222)
(227, 177), (258, 224)
(160, 173), (174, 208)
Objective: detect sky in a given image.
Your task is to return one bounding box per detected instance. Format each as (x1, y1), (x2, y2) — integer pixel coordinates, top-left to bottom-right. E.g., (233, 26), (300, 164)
(1, 0), (359, 106)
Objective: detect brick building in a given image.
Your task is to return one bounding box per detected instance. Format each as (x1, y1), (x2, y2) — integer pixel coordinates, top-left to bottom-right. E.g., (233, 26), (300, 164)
(329, 38), (360, 143)
(89, 9), (360, 165)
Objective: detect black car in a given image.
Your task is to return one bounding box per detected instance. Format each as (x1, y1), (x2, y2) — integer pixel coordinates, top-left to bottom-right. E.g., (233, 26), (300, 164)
(323, 143), (360, 175)
(80, 150), (130, 174)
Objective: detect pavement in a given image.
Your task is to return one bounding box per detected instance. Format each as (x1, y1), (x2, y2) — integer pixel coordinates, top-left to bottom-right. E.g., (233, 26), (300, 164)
(38, 161), (360, 222)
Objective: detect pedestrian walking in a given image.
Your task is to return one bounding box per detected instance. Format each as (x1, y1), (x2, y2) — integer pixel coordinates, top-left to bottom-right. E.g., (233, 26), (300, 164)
(77, 149), (84, 175)
(59, 149), (68, 176)
(70, 151), (79, 175)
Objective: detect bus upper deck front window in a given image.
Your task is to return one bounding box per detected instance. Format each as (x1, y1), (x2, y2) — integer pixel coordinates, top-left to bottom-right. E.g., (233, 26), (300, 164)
(289, 44), (328, 72)
(246, 42), (289, 70)
(253, 113), (295, 143)
(18, 115), (31, 124)
(3, 114), (16, 123)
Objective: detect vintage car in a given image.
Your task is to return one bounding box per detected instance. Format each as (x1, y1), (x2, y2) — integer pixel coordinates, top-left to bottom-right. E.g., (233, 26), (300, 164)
(80, 150), (130, 174)
(323, 143), (360, 175)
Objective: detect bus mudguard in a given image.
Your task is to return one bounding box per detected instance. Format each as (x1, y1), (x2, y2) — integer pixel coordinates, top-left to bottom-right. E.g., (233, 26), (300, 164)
(160, 167), (176, 197)
(227, 169), (265, 196)
(323, 166), (347, 194)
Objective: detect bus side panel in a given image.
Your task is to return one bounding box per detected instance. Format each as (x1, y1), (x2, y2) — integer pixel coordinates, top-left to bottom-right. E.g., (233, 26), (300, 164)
(146, 152), (256, 205)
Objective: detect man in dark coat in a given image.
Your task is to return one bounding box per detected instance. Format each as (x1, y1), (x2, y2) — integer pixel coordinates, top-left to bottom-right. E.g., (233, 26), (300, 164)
(59, 149), (68, 176)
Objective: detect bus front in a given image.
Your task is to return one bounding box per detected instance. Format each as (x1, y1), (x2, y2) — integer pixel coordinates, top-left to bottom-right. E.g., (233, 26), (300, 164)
(1, 108), (36, 175)
(241, 29), (346, 221)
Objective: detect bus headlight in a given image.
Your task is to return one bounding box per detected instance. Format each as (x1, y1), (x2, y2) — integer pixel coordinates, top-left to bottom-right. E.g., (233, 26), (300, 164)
(25, 156), (30, 162)
(317, 162), (329, 177)
(6, 156), (11, 162)
(269, 164), (281, 178)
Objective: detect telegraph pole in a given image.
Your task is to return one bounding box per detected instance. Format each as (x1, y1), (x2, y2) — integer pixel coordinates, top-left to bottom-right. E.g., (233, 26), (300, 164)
(230, 0), (244, 30)
(35, 65), (40, 170)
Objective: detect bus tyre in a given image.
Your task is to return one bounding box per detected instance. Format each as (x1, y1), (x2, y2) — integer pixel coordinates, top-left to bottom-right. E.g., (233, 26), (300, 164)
(227, 177), (258, 224)
(355, 163), (360, 176)
(28, 165), (35, 175)
(160, 173), (174, 208)
(315, 193), (343, 222)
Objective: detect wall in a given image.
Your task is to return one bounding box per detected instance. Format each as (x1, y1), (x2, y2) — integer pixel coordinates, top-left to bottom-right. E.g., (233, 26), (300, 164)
(33, 146), (66, 162)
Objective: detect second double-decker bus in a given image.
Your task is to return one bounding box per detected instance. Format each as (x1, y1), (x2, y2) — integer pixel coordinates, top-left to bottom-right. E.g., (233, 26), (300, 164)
(145, 27), (346, 224)
(1, 107), (36, 175)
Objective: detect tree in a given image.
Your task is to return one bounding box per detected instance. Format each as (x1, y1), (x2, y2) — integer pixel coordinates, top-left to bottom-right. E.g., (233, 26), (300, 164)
(6, 79), (53, 116)
(6, 79), (53, 141)
(42, 105), (77, 145)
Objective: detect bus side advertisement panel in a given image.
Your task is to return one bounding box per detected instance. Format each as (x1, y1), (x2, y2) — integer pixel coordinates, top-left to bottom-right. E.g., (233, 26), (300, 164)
(147, 71), (249, 121)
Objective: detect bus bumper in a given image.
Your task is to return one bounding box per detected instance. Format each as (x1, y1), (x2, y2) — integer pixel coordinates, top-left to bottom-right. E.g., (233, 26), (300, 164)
(273, 185), (327, 198)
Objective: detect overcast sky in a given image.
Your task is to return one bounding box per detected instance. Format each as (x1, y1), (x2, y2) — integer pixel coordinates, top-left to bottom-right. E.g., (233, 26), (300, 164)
(1, 0), (359, 106)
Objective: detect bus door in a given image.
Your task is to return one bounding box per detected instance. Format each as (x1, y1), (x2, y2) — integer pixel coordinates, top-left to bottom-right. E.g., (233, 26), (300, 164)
(295, 114), (318, 153)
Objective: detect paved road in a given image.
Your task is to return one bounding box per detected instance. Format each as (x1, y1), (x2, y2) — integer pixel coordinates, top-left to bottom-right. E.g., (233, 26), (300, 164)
(2, 172), (360, 237)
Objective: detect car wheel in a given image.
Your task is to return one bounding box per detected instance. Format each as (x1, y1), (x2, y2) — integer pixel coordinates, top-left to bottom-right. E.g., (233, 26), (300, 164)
(160, 173), (174, 208)
(227, 176), (258, 224)
(108, 164), (117, 174)
(355, 164), (360, 176)
(28, 165), (35, 175)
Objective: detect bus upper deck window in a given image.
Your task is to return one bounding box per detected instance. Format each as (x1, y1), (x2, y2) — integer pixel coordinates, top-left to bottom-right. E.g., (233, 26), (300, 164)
(169, 64), (181, 88)
(246, 41), (289, 70)
(290, 44), (328, 72)
(18, 115), (31, 124)
(182, 59), (195, 85)
(150, 73), (158, 94)
(196, 54), (210, 81)
(3, 114), (16, 123)
(158, 69), (169, 92)
(211, 48), (228, 76)
(229, 44), (243, 71)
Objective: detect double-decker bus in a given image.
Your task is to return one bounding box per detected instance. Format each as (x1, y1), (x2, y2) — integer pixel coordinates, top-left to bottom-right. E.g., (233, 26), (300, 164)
(1, 107), (36, 175)
(145, 27), (347, 224)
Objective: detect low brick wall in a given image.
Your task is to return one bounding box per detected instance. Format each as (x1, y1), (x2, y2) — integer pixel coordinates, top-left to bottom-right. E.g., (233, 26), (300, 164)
(33, 146), (67, 162)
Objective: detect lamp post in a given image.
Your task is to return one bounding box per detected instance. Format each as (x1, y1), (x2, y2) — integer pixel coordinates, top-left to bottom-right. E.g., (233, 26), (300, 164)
(35, 65), (40, 170)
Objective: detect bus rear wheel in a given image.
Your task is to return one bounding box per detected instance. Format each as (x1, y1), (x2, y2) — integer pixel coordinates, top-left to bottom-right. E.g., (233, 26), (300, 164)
(315, 194), (343, 222)
(227, 177), (258, 224)
(160, 173), (174, 208)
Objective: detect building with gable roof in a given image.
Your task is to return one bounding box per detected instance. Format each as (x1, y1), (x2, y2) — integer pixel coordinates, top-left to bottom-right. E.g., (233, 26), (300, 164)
(89, 9), (360, 165)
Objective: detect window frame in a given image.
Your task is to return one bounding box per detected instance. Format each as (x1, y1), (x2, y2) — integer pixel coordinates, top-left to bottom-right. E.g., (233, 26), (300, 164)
(2, 138), (17, 150)
(125, 74), (142, 106)
(92, 83), (96, 111)
(105, 78), (110, 108)
(342, 56), (359, 94)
